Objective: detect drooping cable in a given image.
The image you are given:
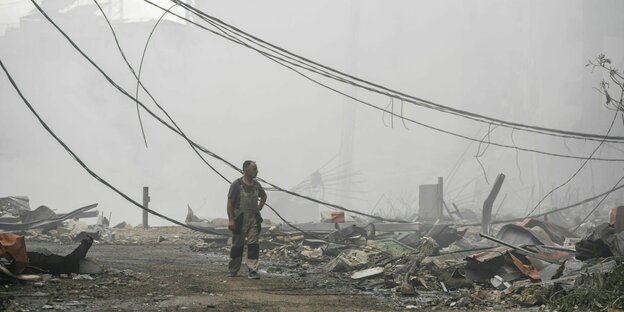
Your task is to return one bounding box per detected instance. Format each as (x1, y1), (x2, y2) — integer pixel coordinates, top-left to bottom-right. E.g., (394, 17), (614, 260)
(524, 107), (621, 218)
(143, 0), (624, 162)
(572, 172), (624, 232)
(27, 0), (410, 225)
(510, 129), (524, 185)
(167, 0), (624, 145)
(91, 0), (321, 237)
(132, 3), (178, 149)
(97, 1), (149, 148)
(90, 0), (230, 184)
(474, 124), (499, 185)
(0, 58), (226, 237)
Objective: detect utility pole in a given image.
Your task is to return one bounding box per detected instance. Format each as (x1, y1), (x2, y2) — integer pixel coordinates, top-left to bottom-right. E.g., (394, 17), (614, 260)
(437, 177), (444, 219)
(142, 186), (149, 228)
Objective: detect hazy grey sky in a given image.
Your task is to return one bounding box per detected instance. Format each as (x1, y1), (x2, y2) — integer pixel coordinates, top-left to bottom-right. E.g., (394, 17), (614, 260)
(1, 0), (623, 226)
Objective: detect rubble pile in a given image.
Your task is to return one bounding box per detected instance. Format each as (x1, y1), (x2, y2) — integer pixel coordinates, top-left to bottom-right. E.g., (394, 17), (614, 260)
(1, 194), (624, 311)
(244, 207), (624, 311)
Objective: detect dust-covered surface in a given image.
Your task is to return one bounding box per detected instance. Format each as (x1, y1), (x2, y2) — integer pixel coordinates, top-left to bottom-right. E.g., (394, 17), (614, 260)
(0, 226), (542, 312)
(0, 227), (396, 311)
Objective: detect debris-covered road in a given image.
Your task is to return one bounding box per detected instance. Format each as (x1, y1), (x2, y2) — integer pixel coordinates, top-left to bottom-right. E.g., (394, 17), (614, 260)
(0, 227), (391, 312)
(0, 226), (541, 312)
(2, 195), (624, 311)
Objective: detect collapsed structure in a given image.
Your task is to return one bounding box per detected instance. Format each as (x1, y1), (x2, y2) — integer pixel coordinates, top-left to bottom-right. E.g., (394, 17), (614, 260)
(1, 180), (623, 312)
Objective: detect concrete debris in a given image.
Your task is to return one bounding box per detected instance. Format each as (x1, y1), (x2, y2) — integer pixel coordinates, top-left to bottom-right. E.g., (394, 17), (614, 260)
(245, 207), (623, 310)
(350, 267), (384, 280)
(2, 193), (622, 312)
(300, 247), (323, 259)
(490, 275), (511, 289)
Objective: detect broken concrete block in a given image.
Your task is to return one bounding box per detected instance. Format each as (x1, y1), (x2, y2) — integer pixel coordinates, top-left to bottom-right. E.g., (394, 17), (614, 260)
(302, 239), (327, 248)
(277, 235), (304, 243)
(300, 247), (323, 259)
(350, 267), (384, 280)
(490, 275), (511, 290)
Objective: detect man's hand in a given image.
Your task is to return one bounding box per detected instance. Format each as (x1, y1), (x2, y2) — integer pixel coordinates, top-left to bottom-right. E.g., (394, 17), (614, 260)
(228, 220), (235, 231)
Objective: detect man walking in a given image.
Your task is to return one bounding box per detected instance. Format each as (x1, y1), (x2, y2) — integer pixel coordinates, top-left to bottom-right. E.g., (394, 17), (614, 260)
(227, 160), (267, 279)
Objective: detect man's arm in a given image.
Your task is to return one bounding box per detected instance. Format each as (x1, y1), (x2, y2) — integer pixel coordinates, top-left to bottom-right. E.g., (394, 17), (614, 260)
(258, 186), (267, 211)
(227, 181), (237, 230)
(227, 198), (235, 230)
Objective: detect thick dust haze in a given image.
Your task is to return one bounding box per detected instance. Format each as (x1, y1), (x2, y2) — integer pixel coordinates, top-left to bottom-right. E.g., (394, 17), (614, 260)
(1, 0), (623, 226)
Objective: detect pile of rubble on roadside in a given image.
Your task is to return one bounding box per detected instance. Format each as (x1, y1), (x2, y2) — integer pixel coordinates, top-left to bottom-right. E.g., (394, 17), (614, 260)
(0, 196), (102, 243)
(0, 197), (212, 246)
(2, 195), (624, 311)
(209, 206), (624, 311)
(0, 197), (208, 283)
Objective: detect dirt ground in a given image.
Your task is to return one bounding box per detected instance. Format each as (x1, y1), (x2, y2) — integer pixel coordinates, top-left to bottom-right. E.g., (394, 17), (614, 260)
(0, 227), (539, 311)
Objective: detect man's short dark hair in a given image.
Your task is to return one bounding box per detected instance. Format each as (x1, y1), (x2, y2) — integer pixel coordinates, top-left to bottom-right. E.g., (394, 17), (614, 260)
(242, 160), (254, 172)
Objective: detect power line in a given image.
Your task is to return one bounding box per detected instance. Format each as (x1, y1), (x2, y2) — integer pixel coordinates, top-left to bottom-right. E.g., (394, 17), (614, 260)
(171, 0), (624, 224)
(92, 0), (321, 237)
(89, 0), (231, 184)
(167, 0), (624, 144)
(572, 172), (624, 232)
(0, 58), (227, 237)
(132, 2), (179, 148)
(27, 0), (624, 235)
(26, 0), (411, 225)
(524, 107), (621, 218)
(143, 0), (624, 162)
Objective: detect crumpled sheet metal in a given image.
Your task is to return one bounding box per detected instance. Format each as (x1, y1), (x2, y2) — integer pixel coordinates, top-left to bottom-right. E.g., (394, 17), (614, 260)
(576, 223), (624, 259)
(0, 196), (30, 215)
(0, 233), (28, 274)
(465, 247), (511, 282)
(0, 203), (98, 232)
(186, 205), (207, 223)
(20, 205), (56, 224)
(465, 247), (556, 282)
(497, 224), (557, 247)
(519, 218), (578, 245)
(467, 246), (511, 263)
(327, 224), (370, 243)
(509, 253), (540, 280)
